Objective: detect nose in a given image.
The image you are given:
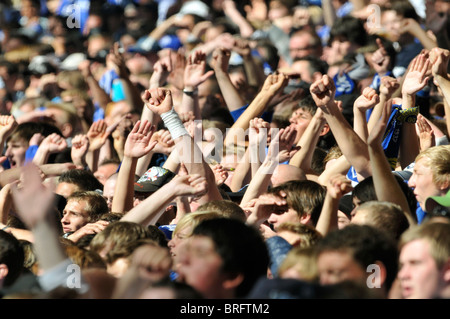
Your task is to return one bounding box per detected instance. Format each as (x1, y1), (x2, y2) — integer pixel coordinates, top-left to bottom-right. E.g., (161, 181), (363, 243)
(61, 214), (69, 224)
(5, 147), (12, 157)
(408, 174), (416, 188)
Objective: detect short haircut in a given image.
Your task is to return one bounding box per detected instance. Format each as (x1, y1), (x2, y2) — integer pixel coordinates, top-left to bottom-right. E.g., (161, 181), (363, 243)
(192, 218), (270, 298)
(268, 180), (326, 226)
(0, 230), (25, 287)
(196, 200), (247, 222)
(415, 145), (450, 190)
(399, 221), (450, 270)
(58, 169), (104, 192)
(329, 16), (368, 47)
(67, 191), (109, 223)
(316, 224), (399, 291)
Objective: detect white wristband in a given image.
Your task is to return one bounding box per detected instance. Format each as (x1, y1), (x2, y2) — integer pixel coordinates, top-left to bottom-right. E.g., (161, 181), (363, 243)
(160, 108), (190, 140)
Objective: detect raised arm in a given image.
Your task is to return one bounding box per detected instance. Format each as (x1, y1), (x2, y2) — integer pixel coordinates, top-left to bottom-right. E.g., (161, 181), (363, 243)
(240, 125), (298, 207)
(353, 87), (380, 143)
(179, 50), (214, 120)
(111, 120), (157, 214)
(366, 99), (416, 225)
(315, 173), (353, 236)
(143, 87), (223, 204)
(224, 73), (289, 147)
(289, 108), (328, 175)
(399, 53), (430, 168)
(310, 75), (372, 179)
(210, 47), (246, 112)
(120, 173), (207, 226)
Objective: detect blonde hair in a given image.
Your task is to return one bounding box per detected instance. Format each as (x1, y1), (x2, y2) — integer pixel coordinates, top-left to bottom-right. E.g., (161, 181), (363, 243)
(415, 145), (450, 189)
(278, 246), (319, 282)
(172, 211), (222, 238)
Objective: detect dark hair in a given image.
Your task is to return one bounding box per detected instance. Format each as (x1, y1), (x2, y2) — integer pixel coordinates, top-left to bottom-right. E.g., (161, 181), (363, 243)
(58, 169), (104, 192)
(330, 16), (368, 47)
(0, 230), (25, 287)
(192, 218), (270, 298)
(268, 180), (326, 226)
(316, 224), (399, 292)
(352, 175), (418, 223)
(293, 55), (329, 78)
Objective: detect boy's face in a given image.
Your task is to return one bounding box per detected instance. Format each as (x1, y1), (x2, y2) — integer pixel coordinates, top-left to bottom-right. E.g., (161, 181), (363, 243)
(289, 108), (313, 144)
(5, 138), (28, 168)
(176, 235), (228, 298)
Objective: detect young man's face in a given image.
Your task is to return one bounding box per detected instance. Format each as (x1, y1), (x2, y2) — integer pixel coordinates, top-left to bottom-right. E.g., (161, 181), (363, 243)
(268, 207), (302, 231)
(398, 239), (443, 299)
(408, 157), (443, 211)
(289, 108), (313, 144)
(176, 235), (229, 299)
(61, 199), (90, 234)
(5, 138), (28, 168)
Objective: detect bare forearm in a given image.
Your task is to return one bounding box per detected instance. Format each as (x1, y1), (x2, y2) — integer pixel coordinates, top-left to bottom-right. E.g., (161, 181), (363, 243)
(112, 155), (137, 213)
(315, 193), (339, 236)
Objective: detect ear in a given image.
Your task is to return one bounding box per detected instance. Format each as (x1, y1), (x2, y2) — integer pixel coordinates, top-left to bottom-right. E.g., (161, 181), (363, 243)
(0, 264), (9, 281)
(319, 123), (330, 137)
(300, 213), (312, 225)
(222, 273), (244, 290)
(374, 260), (387, 287)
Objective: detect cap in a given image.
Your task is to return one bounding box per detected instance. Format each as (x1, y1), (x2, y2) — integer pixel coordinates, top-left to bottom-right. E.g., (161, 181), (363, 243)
(425, 189), (450, 213)
(158, 34), (182, 51)
(134, 166), (175, 193)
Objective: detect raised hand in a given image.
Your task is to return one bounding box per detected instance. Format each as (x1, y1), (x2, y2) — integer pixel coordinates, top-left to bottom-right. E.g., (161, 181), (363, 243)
(211, 164), (229, 186)
(87, 119), (109, 152)
(429, 47), (450, 82)
(184, 50), (214, 90)
(170, 174), (208, 198)
(267, 125), (298, 163)
(326, 174), (353, 200)
(379, 76), (400, 98)
(167, 50), (187, 91)
(261, 73), (289, 96)
(10, 163), (56, 229)
(39, 133), (68, 153)
(123, 120), (157, 158)
(416, 114), (435, 151)
(402, 53), (430, 96)
(0, 115), (18, 140)
(246, 193), (287, 226)
(71, 134), (89, 168)
(149, 54), (172, 89)
(150, 129), (175, 155)
(109, 42), (129, 79)
(354, 87), (380, 112)
(142, 87), (174, 115)
(249, 117), (270, 146)
(211, 47), (231, 73)
(310, 74), (336, 110)
(232, 37), (252, 59)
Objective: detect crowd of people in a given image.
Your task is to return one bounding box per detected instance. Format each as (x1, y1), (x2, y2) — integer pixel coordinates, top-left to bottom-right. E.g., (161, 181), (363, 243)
(0, 0), (449, 301)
